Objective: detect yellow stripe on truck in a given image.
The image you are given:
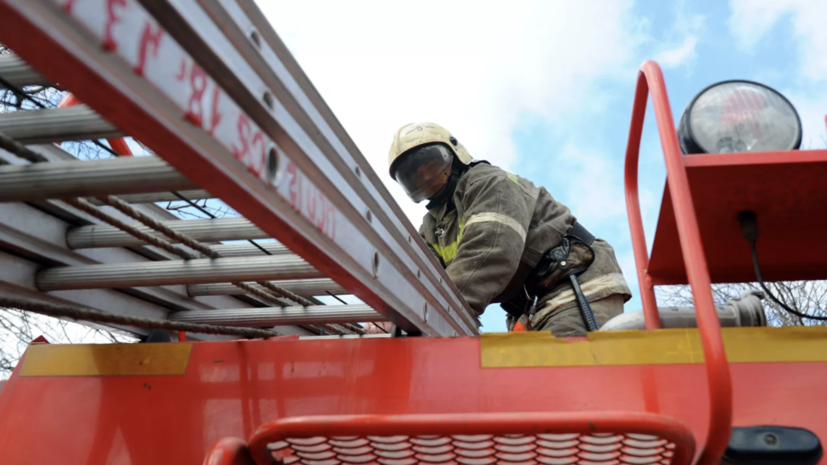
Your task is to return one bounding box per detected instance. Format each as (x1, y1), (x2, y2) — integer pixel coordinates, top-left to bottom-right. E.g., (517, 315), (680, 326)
(481, 327), (827, 368)
(19, 343), (193, 376)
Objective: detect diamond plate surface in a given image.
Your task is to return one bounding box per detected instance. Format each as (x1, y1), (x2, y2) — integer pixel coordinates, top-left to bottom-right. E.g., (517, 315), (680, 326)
(267, 433), (677, 465)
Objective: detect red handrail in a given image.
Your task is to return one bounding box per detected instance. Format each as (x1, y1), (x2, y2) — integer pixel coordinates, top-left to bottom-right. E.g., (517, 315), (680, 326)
(623, 61), (733, 465)
(243, 412), (697, 465)
(624, 67), (661, 330)
(57, 93), (133, 156)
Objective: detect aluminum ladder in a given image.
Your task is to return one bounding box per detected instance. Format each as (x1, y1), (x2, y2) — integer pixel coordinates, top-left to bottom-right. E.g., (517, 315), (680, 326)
(0, 0), (479, 339)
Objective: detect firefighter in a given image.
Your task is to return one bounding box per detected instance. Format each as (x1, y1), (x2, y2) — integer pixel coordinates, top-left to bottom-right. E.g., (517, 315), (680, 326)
(386, 122), (632, 336)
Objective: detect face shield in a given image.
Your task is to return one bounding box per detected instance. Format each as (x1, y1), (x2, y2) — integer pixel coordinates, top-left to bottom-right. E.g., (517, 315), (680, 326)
(391, 143), (453, 203)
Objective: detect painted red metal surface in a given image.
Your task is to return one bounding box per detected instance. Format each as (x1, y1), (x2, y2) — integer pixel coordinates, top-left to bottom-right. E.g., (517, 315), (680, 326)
(623, 67), (661, 330)
(1, 337), (827, 465)
(648, 148), (827, 284)
(205, 437), (255, 465)
(57, 93), (134, 156)
(243, 412), (696, 465)
(623, 61), (731, 465)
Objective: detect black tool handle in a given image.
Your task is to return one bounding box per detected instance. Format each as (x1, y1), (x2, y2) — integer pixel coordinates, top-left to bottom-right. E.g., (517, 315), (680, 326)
(569, 274), (599, 331)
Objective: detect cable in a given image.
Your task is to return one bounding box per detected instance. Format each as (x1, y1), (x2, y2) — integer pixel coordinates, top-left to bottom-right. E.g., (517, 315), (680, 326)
(170, 190), (270, 256)
(748, 240), (827, 321)
(739, 211), (827, 321)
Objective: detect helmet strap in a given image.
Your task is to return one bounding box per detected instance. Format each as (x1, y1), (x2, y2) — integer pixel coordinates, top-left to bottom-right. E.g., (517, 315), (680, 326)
(425, 159), (467, 208)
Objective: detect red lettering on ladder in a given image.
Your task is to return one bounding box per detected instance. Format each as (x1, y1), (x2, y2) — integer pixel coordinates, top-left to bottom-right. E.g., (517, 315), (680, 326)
(135, 21), (163, 76)
(175, 58), (187, 81)
(61, 0), (77, 13)
(307, 183), (318, 224)
(207, 86), (222, 136)
(285, 161), (335, 240)
(325, 203), (336, 240)
(233, 113), (252, 164)
(232, 114), (266, 177)
(287, 162), (300, 208)
(103, 0), (127, 51)
(184, 64), (208, 127)
(249, 130), (266, 176)
(175, 59), (221, 137)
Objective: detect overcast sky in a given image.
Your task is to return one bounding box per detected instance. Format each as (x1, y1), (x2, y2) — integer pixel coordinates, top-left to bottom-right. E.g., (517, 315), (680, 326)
(256, 0), (827, 331)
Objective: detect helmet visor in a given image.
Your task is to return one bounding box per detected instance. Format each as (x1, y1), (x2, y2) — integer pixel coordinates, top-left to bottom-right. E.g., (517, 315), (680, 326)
(392, 143), (453, 203)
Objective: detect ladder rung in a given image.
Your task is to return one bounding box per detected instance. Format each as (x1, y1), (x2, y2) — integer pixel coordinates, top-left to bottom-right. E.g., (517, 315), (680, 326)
(0, 156), (196, 202)
(187, 279), (345, 298)
(208, 242), (290, 257)
(169, 305), (381, 326)
(0, 54), (51, 88)
(87, 189), (212, 205)
(66, 217), (265, 249)
(36, 255), (321, 291)
(0, 106), (122, 144)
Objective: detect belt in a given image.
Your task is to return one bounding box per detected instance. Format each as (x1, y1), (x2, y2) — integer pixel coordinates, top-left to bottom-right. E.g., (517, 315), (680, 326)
(567, 221), (595, 246)
(500, 221), (594, 319)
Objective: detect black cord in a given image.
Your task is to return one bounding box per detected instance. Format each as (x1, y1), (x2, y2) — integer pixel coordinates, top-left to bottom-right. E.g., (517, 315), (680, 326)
(170, 191), (272, 256)
(749, 240), (827, 321)
(325, 291), (347, 305)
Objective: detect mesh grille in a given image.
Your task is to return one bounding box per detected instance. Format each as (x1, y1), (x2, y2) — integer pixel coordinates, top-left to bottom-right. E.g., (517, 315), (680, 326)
(267, 434), (677, 465)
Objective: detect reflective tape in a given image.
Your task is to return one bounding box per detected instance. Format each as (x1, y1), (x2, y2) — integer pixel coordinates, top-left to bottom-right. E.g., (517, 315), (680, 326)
(481, 326), (827, 368)
(20, 343), (193, 376)
(465, 212), (527, 242)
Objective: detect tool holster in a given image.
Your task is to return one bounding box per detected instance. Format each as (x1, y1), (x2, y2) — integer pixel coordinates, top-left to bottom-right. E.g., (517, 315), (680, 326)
(502, 222), (596, 331)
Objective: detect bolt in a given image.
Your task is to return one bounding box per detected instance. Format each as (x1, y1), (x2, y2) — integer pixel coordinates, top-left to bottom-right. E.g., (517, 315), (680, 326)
(764, 434), (778, 447)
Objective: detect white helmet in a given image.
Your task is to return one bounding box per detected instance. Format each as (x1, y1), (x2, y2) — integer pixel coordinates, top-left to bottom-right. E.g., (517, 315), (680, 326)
(388, 122), (473, 202)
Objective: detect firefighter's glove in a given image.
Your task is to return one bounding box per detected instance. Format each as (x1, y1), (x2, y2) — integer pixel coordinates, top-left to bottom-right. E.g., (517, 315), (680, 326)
(506, 313), (533, 332)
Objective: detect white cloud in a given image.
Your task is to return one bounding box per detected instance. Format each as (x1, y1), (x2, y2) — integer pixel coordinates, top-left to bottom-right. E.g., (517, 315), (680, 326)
(785, 90), (827, 150)
(729, 0), (827, 82)
(555, 144), (627, 222)
(551, 142), (659, 313)
(656, 36), (698, 69)
(728, 0), (827, 149)
(653, 0), (704, 71)
(257, 0), (646, 224)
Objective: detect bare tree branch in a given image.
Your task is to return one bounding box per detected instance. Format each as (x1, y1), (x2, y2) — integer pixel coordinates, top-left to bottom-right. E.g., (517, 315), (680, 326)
(657, 281), (827, 327)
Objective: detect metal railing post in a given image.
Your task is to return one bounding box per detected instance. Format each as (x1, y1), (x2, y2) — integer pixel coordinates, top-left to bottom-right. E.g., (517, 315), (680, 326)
(624, 60), (733, 465)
